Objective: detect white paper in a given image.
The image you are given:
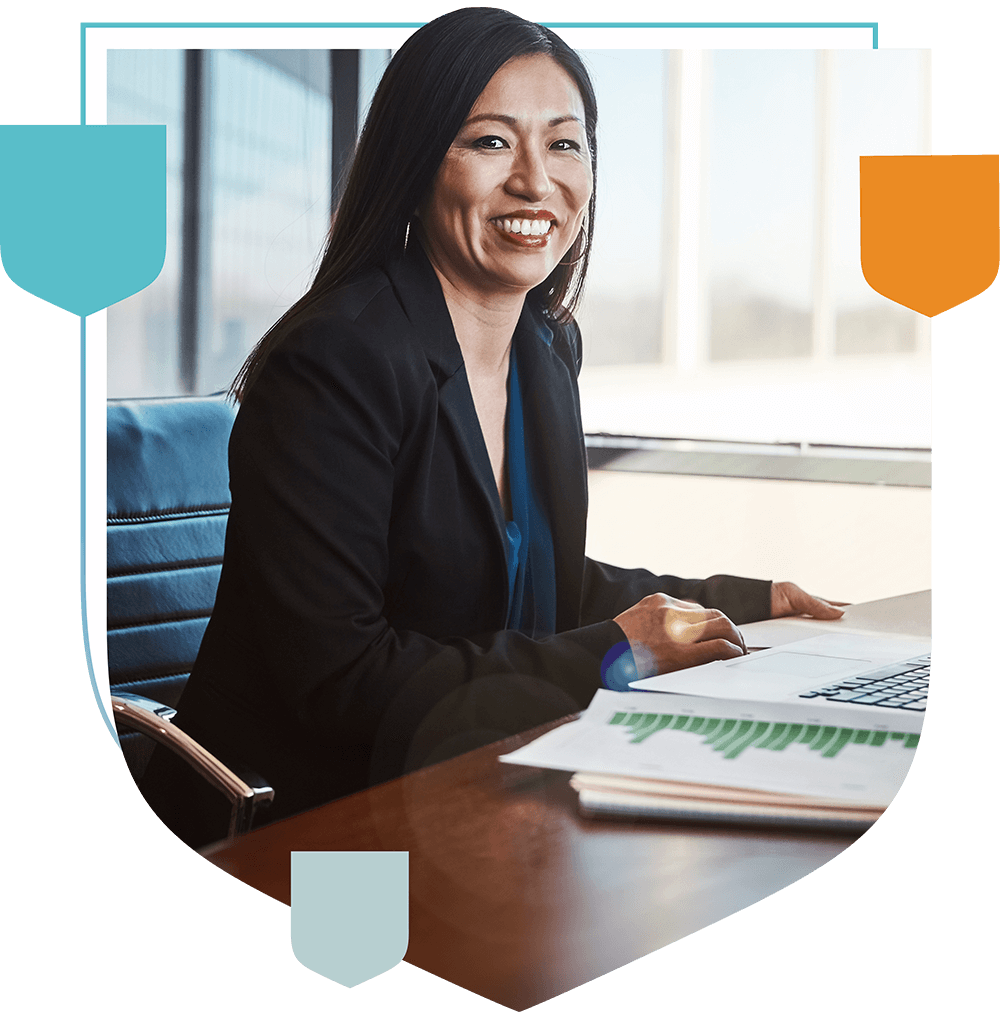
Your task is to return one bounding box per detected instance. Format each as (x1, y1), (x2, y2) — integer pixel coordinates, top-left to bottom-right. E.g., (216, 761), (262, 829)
(500, 689), (922, 806)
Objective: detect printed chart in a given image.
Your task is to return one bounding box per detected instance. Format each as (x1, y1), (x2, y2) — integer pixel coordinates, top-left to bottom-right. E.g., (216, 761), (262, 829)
(611, 709), (920, 758)
(501, 690), (922, 806)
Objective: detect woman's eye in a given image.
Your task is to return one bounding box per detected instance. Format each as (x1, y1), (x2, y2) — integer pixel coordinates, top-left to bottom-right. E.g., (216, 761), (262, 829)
(475, 135), (509, 150)
(551, 139), (582, 152)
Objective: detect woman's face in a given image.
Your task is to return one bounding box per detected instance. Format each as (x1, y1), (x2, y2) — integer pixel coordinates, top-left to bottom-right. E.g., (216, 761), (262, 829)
(417, 54), (593, 302)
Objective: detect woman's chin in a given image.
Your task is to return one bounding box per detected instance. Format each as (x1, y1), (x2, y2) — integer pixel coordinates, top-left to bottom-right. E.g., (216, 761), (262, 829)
(477, 246), (562, 293)
(482, 266), (557, 296)
(424, 236), (557, 297)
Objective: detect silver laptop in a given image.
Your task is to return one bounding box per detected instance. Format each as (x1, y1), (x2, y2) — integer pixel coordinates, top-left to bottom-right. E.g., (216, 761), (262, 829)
(630, 632), (930, 717)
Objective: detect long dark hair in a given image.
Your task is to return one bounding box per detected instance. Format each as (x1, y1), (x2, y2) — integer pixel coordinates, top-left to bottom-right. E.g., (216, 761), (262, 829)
(231, 8), (598, 400)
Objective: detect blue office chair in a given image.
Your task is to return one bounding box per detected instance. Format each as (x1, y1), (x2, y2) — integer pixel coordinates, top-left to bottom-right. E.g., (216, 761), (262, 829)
(107, 393), (272, 839)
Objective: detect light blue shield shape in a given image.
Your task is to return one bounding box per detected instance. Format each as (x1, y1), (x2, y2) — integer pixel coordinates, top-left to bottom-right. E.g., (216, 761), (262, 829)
(0, 125), (166, 317)
(291, 851), (409, 987)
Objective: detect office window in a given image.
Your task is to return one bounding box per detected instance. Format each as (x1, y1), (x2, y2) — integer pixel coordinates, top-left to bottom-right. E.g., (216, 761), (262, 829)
(707, 51), (817, 361)
(577, 49), (931, 451)
(107, 49), (335, 397)
(573, 50), (666, 366)
(106, 50), (185, 396)
(200, 51), (333, 393)
(831, 50), (928, 354)
(106, 47), (930, 452)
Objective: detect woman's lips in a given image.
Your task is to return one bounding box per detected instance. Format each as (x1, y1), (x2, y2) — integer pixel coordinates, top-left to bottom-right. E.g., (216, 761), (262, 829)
(491, 214), (554, 247)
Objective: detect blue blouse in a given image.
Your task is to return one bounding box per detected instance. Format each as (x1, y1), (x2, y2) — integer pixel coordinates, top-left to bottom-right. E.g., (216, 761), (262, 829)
(503, 342), (557, 636)
(503, 334), (638, 690)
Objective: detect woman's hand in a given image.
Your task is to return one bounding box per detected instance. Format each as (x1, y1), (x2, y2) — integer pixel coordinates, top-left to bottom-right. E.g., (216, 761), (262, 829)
(613, 594), (747, 678)
(770, 581), (847, 620)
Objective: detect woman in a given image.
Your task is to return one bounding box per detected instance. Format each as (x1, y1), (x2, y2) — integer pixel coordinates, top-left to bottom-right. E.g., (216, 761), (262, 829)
(149, 9), (842, 842)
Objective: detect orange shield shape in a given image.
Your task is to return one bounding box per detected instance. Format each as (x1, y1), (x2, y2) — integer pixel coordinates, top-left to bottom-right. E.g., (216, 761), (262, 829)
(860, 154), (998, 317)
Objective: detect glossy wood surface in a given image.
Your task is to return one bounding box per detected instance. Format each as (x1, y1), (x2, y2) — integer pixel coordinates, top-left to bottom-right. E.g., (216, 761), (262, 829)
(206, 715), (852, 1009)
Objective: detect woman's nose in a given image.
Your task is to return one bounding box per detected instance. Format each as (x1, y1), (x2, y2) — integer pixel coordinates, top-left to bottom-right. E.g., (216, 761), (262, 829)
(505, 144), (556, 202)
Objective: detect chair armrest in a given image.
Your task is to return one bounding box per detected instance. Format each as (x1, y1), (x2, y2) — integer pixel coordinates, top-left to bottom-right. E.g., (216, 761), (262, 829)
(111, 691), (274, 839)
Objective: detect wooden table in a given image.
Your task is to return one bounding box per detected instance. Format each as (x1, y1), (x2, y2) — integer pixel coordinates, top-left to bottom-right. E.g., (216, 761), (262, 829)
(206, 593), (928, 1008)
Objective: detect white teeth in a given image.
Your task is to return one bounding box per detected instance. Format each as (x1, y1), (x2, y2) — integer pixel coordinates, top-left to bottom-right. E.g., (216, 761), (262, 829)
(497, 218), (552, 236)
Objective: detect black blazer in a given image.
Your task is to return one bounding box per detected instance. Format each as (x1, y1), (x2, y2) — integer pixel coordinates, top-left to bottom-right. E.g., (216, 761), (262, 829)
(162, 240), (771, 828)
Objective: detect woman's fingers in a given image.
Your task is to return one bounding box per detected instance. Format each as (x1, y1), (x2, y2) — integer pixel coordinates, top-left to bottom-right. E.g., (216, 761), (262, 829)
(614, 594), (748, 676)
(685, 636), (748, 665)
(663, 608), (745, 652)
(771, 581), (846, 620)
(808, 596), (848, 619)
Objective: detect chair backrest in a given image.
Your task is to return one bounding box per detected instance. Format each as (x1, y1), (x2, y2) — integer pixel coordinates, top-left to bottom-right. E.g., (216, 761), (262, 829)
(107, 393), (236, 778)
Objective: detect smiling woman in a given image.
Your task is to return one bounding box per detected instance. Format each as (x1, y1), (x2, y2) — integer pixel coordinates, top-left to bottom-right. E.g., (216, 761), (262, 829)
(141, 8), (841, 847)
(417, 54), (594, 516)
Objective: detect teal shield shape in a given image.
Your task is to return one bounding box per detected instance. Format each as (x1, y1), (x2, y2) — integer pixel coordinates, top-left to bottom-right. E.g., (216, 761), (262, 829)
(0, 125), (166, 317)
(291, 851), (409, 987)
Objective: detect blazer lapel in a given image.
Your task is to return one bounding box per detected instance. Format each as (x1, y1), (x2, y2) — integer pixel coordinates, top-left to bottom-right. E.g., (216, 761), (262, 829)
(386, 240), (508, 549)
(436, 373), (508, 544)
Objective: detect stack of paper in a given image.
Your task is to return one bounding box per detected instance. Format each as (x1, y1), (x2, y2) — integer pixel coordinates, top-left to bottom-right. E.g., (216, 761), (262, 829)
(500, 689), (921, 832)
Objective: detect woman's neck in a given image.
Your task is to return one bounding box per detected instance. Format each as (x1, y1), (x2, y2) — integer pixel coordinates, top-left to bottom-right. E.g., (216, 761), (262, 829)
(425, 258), (526, 374)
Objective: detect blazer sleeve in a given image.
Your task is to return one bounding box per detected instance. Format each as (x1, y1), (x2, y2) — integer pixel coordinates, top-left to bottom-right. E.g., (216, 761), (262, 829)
(580, 558), (773, 628)
(220, 317), (618, 784)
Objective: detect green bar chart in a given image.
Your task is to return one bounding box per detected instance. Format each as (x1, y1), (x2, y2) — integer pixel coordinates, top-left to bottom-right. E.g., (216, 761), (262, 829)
(609, 710), (920, 759)
(501, 691), (920, 806)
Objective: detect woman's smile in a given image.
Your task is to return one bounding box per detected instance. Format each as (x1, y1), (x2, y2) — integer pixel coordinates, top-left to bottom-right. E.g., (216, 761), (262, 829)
(491, 209), (556, 246)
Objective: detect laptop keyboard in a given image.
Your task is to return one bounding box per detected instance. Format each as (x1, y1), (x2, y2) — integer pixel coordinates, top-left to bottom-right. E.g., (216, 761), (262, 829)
(798, 654), (930, 711)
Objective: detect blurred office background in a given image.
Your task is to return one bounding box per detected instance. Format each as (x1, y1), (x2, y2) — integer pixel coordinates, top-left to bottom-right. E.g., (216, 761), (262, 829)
(107, 48), (931, 604)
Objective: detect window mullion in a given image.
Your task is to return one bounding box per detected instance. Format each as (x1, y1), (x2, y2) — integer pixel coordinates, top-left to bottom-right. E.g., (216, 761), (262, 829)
(674, 49), (708, 374)
(811, 49), (835, 361)
(178, 49), (213, 395)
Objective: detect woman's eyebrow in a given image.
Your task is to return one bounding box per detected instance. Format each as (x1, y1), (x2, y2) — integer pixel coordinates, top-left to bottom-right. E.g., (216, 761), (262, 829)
(463, 113), (583, 127)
